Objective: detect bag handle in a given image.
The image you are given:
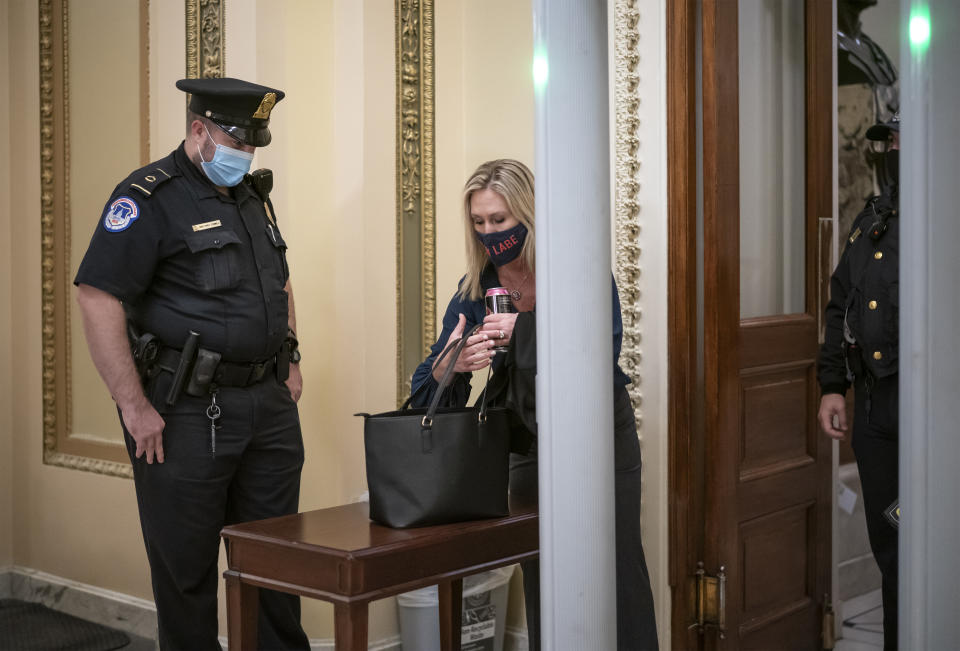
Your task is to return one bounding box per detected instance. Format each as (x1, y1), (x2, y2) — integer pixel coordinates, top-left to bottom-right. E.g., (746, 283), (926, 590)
(477, 363), (493, 423)
(401, 329), (472, 410)
(423, 324), (484, 427)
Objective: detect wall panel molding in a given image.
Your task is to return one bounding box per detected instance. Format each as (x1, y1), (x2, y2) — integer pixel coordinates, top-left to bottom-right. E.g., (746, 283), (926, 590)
(395, 0), (436, 404)
(185, 0), (223, 79)
(613, 0), (643, 426)
(37, 0), (135, 476)
(40, 0), (212, 477)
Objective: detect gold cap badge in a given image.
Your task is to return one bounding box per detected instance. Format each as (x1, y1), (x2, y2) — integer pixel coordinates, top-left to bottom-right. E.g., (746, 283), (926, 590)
(252, 92), (277, 119)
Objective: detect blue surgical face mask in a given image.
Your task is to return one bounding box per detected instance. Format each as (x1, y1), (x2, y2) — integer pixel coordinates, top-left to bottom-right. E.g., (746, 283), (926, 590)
(475, 222), (528, 266)
(197, 124), (254, 187)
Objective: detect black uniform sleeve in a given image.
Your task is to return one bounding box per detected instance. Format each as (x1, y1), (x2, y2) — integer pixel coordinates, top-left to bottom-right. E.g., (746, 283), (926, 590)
(74, 185), (166, 303)
(817, 207), (870, 395)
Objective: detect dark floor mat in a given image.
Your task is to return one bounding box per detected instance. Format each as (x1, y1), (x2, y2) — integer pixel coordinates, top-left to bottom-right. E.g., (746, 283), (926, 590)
(0, 599), (131, 651)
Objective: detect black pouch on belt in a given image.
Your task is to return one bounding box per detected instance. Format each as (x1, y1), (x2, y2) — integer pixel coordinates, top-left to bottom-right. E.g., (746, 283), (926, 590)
(844, 340), (865, 381)
(276, 346), (290, 383)
(185, 348), (222, 397)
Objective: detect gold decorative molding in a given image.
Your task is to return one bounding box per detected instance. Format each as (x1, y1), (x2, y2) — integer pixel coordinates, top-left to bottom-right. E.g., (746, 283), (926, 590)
(44, 452), (136, 477)
(39, 0), (60, 470)
(39, 0), (133, 478)
(395, 0), (436, 404)
(613, 0), (644, 426)
(186, 0), (224, 79)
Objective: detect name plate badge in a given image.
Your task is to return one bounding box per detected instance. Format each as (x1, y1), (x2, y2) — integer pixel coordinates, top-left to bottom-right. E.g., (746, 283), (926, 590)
(192, 220), (222, 232)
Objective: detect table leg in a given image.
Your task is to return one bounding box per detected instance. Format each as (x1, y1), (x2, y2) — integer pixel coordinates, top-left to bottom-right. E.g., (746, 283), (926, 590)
(224, 570), (259, 651)
(334, 601), (368, 651)
(438, 578), (463, 651)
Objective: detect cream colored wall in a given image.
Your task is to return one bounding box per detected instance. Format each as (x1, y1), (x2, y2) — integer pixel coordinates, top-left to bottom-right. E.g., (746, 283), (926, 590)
(224, 0), (399, 641)
(435, 0), (535, 313)
(1, 0), (15, 570)
(69, 0), (143, 442)
(148, 1), (187, 157)
(7, 0), (150, 601)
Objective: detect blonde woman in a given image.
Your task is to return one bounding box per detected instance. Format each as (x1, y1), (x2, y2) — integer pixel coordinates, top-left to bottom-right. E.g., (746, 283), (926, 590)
(410, 159), (658, 650)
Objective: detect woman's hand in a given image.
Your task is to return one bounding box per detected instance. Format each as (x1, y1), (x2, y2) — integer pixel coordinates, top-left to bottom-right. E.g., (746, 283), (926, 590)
(480, 312), (519, 346)
(432, 313), (497, 381)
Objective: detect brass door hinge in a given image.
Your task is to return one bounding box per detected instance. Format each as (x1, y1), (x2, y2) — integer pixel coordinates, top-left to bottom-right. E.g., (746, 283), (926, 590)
(691, 561), (726, 638)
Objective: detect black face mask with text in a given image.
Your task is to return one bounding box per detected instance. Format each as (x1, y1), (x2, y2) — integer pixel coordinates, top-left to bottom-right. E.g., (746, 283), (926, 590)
(475, 223), (528, 267)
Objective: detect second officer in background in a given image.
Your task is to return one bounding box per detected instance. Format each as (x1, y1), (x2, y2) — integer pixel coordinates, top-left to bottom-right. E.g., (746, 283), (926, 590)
(818, 112), (900, 650)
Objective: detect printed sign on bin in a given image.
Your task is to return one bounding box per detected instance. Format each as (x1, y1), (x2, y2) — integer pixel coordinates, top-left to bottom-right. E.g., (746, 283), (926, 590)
(396, 566), (514, 651)
(462, 591), (496, 650)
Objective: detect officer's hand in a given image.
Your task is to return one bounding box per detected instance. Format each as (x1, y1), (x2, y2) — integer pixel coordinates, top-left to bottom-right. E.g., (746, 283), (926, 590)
(818, 393), (848, 440)
(120, 396), (166, 464)
(285, 362), (303, 402)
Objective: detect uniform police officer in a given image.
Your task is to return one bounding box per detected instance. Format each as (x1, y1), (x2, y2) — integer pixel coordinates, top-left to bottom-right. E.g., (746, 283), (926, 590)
(818, 113), (900, 650)
(75, 78), (308, 650)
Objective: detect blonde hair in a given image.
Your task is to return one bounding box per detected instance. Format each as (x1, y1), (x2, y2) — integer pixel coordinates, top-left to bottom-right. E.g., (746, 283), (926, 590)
(457, 159), (536, 301)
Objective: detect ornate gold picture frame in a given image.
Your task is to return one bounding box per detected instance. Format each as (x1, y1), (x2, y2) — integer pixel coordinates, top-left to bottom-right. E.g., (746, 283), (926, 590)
(40, 0), (222, 477)
(395, 0), (436, 404)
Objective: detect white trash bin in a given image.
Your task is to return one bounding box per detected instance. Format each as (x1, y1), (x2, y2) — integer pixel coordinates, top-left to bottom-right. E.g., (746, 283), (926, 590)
(397, 565), (515, 651)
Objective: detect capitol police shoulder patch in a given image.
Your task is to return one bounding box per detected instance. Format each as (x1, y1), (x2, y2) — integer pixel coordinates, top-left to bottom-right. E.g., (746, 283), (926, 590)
(103, 196), (140, 232)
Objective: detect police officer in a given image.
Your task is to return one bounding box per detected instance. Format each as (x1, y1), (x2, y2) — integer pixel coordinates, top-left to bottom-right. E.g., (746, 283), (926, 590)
(818, 113), (900, 650)
(74, 78), (308, 650)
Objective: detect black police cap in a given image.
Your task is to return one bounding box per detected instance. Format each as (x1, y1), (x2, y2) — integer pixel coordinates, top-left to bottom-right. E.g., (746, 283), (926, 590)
(866, 111), (900, 142)
(176, 77), (285, 147)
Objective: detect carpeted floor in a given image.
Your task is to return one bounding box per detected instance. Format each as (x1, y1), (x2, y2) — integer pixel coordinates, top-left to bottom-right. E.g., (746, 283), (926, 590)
(0, 599), (131, 651)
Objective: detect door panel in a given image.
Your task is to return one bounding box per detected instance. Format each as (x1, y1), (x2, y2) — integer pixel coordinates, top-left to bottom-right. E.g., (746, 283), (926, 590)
(734, 315), (823, 643)
(740, 504), (811, 617)
(669, 0), (834, 648)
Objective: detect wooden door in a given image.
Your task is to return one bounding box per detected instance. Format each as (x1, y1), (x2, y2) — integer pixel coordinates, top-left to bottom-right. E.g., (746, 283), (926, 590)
(669, 0), (833, 648)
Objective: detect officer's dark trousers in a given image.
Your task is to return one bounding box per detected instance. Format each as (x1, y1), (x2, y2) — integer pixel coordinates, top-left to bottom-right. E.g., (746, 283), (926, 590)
(508, 386), (659, 651)
(122, 377), (309, 651)
(852, 373), (899, 651)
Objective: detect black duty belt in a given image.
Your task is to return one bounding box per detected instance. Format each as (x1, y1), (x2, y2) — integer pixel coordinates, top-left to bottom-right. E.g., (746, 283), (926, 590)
(156, 347), (275, 388)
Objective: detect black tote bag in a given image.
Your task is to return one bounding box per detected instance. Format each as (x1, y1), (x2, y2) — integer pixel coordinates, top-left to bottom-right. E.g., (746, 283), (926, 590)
(361, 325), (511, 528)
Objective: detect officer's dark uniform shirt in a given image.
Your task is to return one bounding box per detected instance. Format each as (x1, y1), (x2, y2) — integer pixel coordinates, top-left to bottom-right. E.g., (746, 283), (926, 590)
(75, 143), (289, 362)
(818, 184), (899, 394)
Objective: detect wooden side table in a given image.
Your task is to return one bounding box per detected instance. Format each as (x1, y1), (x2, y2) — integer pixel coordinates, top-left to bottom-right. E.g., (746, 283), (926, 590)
(221, 499), (538, 651)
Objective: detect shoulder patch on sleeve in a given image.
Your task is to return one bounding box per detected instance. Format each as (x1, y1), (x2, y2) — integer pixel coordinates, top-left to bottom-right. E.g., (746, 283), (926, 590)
(102, 196), (140, 232)
(128, 167), (174, 197)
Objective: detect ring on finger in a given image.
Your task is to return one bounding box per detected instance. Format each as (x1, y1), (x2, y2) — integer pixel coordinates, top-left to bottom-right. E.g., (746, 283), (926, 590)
(498, 329), (505, 340)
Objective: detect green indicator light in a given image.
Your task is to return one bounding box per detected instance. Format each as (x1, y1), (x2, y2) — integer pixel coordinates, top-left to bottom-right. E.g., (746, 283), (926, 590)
(909, 9), (930, 52)
(533, 53), (549, 89)
(910, 16), (930, 45)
